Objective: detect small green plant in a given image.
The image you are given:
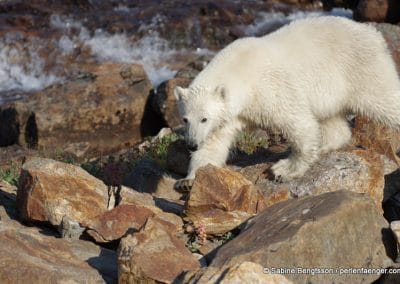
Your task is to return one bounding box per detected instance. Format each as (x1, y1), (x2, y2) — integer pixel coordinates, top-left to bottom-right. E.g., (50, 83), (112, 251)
(235, 130), (269, 154)
(81, 160), (103, 178)
(0, 163), (20, 186)
(148, 133), (180, 161)
(220, 231), (235, 244)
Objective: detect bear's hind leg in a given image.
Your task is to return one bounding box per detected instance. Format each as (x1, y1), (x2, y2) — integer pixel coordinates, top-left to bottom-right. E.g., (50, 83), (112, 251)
(271, 114), (321, 181)
(320, 116), (351, 153)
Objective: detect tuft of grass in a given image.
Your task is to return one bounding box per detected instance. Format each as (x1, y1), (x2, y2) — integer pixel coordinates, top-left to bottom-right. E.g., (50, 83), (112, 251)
(0, 163), (20, 186)
(235, 130), (269, 155)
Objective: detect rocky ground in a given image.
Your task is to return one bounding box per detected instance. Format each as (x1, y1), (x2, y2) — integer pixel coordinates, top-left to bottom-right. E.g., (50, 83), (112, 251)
(2, 0), (400, 283)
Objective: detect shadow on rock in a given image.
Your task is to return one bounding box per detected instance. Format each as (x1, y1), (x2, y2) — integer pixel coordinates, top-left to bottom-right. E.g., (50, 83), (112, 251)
(87, 247), (118, 284)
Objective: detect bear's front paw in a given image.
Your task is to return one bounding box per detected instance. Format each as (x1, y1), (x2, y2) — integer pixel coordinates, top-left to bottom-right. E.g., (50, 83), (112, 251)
(174, 178), (194, 192)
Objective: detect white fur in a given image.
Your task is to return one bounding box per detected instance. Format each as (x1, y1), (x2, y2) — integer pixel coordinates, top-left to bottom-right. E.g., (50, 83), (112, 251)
(175, 16), (400, 181)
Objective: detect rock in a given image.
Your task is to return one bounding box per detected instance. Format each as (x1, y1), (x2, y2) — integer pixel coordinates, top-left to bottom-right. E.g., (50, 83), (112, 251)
(0, 214), (117, 283)
(122, 159), (183, 202)
(0, 180), (18, 220)
(391, 221), (400, 261)
(86, 201), (183, 243)
(166, 139), (190, 176)
(211, 191), (393, 284)
(59, 215), (85, 239)
(352, 115), (400, 165)
(152, 55), (215, 129)
(247, 149), (386, 210)
(175, 55), (214, 79)
(374, 23), (400, 73)
(119, 186), (159, 210)
(118, 217), (199, 283)
(186, 165), (267, 236)
(354, 0), (400, 23)
(153, 77), (191, 129)
(0, 180), (17, 197)
(180, 261), (293, 284)
(0, 63), (152, 158)
(86, 204), (155, 243)
(354, 0), (389, 22)
(17, 157), (109, 227)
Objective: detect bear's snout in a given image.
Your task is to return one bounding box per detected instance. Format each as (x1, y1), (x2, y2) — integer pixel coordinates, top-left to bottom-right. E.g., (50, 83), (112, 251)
(186, 142), (198, 152)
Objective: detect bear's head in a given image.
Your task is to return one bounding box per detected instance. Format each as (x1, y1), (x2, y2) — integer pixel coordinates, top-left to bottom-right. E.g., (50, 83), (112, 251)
(174, 85), (227, 151)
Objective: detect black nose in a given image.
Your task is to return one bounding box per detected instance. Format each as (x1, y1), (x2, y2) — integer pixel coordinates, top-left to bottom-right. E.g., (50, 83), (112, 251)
(187, 143), (198, 152)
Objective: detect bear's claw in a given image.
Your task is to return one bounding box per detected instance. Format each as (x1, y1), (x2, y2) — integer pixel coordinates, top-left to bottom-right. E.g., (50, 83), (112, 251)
(174, 178), (194, 192)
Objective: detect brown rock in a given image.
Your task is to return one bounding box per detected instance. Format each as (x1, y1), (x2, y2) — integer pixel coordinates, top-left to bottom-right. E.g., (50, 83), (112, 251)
(354, 0), (389, 22)
(0, 63), (152, 157)
(17, 157), (109, 226)
(374, 23), (400, 73)
(86, 204), (155, 243)
(119, 186), (159, 211)
(123, 159), (182, 201)
(180, 261), (293, 284)
(118, 217), (199, 283)
(354, 0), (400, 23)
(153, 77), (191, 129)
(186, 165), (267, 236)
(352, 115), (400, 165)
(248, 149), (385, 210)
(211, 191), (393, 284)
(0, 215), (117, 283)
(122, 159), (184, 214)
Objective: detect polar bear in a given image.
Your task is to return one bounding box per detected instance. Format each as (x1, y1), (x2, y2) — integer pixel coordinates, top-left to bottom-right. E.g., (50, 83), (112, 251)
(174, 16), (400, 190)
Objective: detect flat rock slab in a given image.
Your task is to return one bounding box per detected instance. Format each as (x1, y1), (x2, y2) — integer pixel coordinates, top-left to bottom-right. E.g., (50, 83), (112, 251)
(211, 191), (393, 284)
(86, 204), (155, 243)
(243, 149), (386, 210)
(179, 261), (293, 284)
(0, 214), (117, 283)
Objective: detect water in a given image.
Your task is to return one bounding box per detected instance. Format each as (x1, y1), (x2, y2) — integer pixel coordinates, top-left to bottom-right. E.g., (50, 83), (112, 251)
(0, 6), (352, 104)
(242, 8), (353, 36)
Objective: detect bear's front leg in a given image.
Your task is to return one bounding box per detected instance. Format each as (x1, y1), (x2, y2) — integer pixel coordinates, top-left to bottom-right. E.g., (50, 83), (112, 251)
(174, 140), (231, 192)
(174, 122), (241, 192)
(271, 114), (322, 181)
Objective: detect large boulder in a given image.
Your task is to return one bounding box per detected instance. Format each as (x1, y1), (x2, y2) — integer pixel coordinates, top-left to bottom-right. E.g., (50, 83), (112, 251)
(0, 63), (152, 158)
(179, 261), (293, 284)
(185, 165), (267, 236)
(17, 157), (109, 227)
(16, 157), (183, 242)
(241, 149), (386, 211)
(211, 191), (393, 284)
(118, 217), (199, 283)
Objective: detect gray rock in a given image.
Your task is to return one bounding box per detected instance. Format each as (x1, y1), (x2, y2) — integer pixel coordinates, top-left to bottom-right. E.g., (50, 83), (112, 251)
(211, 191), (393, 284)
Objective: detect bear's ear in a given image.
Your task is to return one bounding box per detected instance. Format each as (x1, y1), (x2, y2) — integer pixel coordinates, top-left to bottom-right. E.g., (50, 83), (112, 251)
(214, 85), (227, 101)
(174, 86), (188, 101)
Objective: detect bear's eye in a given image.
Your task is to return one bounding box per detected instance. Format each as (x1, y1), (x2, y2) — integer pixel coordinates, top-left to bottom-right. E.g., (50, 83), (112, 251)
(183, 118), (188, 124)
(201, 118), (207, 123)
